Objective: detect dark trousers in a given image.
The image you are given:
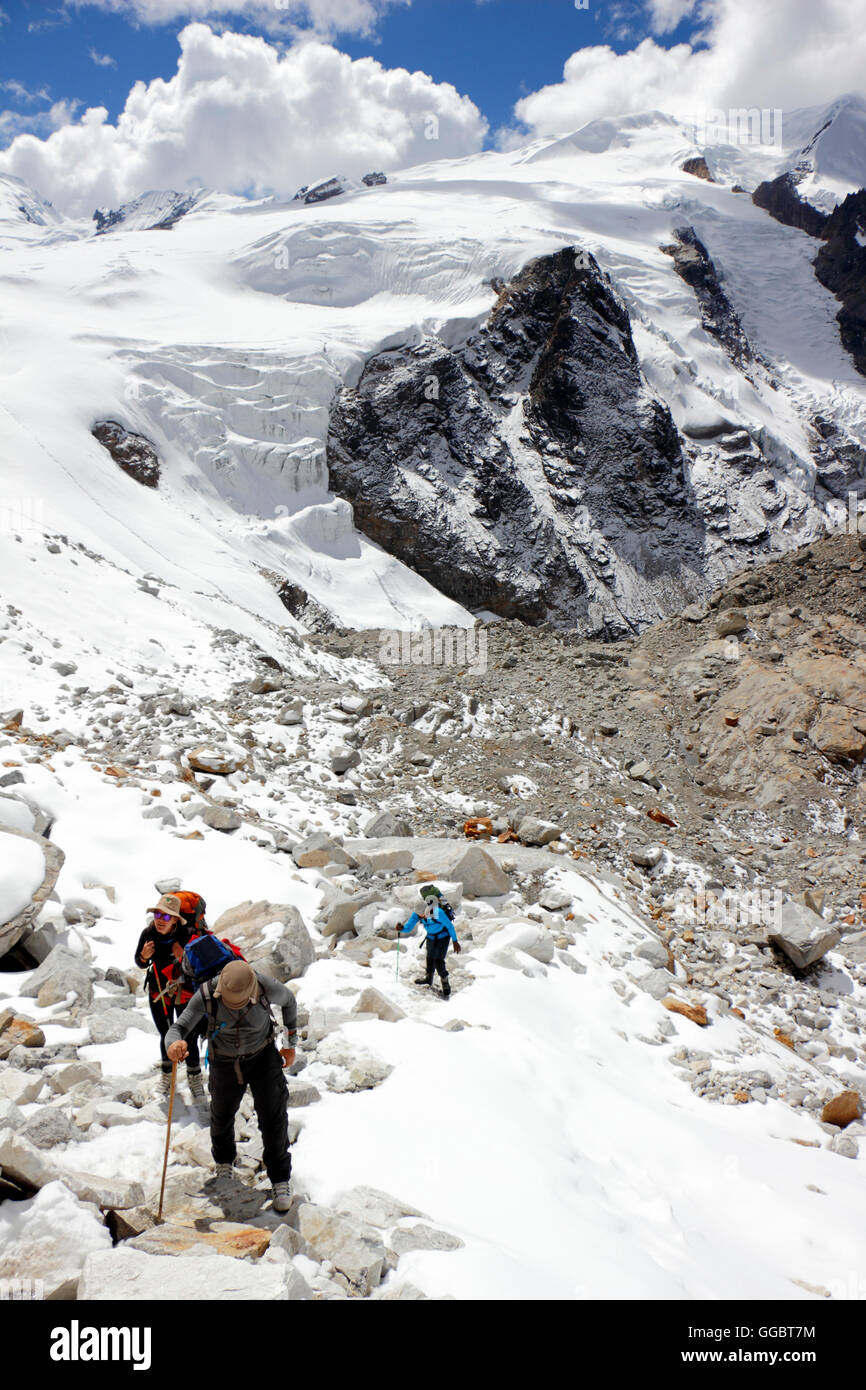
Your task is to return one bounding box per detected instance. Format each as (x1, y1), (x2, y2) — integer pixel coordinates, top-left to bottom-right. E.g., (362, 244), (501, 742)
(424, 932), (451, 984)
(209, 1044), (291, 1183)
(149, 995), (201, 1073)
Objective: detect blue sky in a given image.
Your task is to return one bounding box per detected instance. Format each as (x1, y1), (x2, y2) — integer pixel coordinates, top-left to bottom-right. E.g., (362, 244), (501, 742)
(0, 0), (702, 146)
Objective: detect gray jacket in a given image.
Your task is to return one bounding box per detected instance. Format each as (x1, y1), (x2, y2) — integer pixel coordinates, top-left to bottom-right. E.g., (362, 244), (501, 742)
(166, 969), (298, 1059)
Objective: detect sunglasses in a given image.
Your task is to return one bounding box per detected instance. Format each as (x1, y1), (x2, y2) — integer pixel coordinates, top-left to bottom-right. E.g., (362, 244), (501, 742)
(153, 912), (177, 923)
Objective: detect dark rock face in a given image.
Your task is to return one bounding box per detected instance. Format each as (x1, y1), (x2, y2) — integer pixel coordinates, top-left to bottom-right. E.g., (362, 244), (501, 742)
(265, 572), (336, 633)
(814, 190), (866, 378)
(662, 227), (753, 367)
(751, 173), (829, 238)
(681, 156), (714, 182)
(92, 421), (160, 488)
(362, 172), (387, 187)
(811, 414), (866, 500)
(92, 192), (198, 235)
(327, 248), (705, 632)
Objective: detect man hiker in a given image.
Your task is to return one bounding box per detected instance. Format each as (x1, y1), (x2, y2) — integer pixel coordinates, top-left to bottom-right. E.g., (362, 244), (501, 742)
(397, 887), (461, 997)
(165, 960), (298, 1213)
(135, 893), (206, 1102)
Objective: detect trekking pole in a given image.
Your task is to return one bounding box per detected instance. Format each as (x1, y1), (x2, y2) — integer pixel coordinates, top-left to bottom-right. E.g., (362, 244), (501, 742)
(156, 1060), (178, 1224)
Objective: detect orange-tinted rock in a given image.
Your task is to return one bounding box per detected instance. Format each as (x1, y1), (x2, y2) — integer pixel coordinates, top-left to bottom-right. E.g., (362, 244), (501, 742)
(821, 1091), (863, 1128)
(663, 998), (709, 1026)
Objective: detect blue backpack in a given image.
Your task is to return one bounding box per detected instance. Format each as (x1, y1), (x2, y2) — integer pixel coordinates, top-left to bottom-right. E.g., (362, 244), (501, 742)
(183, 933), (242, 987)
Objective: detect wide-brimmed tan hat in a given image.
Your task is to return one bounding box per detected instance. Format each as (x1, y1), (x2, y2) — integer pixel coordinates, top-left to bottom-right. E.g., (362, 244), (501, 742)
(215, 961), (259, 1009)
(148, 894), (183, 920)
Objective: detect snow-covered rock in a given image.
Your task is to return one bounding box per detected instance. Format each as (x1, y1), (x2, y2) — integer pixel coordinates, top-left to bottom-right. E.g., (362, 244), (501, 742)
(0, 1181), (111, 1299)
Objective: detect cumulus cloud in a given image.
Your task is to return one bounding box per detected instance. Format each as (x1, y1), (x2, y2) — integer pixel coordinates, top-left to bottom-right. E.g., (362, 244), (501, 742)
(66, 0), (410, 38)
(0, 23), (487, 215)
(513, 0), (866, 137)
(0, 99), (80, 144)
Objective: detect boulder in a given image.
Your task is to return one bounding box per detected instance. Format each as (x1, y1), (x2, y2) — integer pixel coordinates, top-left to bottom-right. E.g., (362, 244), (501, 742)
(276, 699), (304, 726)
(821, 1091), (863, 1128)
(0, 826), (65, 960)
(297, 1205), (385, 1296)
(353, 987), (406, 1023)
(663, 997), (710, 1026)
(127, 1223), (271, 1259)
(49, 1061), (103, 1096)
(388, 1224), (465, 1256)
(293, 833), (354, 869)
(0, 1016), (45, 1053)
(636, 969), (674, 1000)
(766, 901), (841, 969)
(75, 1100), (141, 1130)
(717, 611), (748, 637)
(0, 1180), (111, 1300)
(333, 1187), (426, 1228)
(78, 1247), (293, 1300)
(418, 845), (510, 898)
(200, 805), (242, 833)
(212, 900), (314, 982)
(19, 946), (97, 1009)
(485, 921), (554, 964)
(320, 888), (382, 938)
(22, 1107), (79, 1149)
(330, 746), (361, 775)
(538, 884), (573, 912)
(87, 1009), (153, 1045)
(0, 1128), (52, 1187)
(810, 707), (866, 763)
(0, 1069), (45, 1105)
(187, 745), (246, 776)
(634, 939), (671, 970)
(363, 811), (412, 838)
(517, 817), (561, 847)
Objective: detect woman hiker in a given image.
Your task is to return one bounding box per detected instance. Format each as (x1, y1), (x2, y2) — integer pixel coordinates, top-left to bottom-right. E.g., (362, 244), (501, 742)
(397, 889), (461, 997)
(165, 960), (298, 1214)
(134, 892), (206, 1102)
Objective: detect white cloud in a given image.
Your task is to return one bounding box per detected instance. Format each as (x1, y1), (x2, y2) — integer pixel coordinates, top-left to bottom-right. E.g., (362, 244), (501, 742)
(513, 0), (866, 136)
(66, 0), (410, 38)
(0, 99), (80, 144)
(0, 23), (487, 215)
(0, 81), (52, 105)
(89, 49), (118, 67)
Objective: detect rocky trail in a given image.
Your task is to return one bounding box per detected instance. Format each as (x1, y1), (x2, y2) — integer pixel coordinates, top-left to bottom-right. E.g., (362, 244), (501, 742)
(1, 529), (866, 1299)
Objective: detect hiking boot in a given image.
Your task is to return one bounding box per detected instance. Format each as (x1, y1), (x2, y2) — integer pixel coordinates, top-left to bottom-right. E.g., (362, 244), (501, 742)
(158, 1070), (173, 1097)
(441, 980), (451, 998)
(272, 1181), (292, 1213)
(187, 1070), (207, 1102)
(213, 1162), (235, 1181)
(415, 976), (433, 987)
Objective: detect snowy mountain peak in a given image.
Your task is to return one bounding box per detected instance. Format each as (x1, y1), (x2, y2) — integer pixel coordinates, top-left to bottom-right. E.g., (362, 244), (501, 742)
(92, 188), (204, 235)
(0, 173), (62, 227)
(776, 94), (866, 205)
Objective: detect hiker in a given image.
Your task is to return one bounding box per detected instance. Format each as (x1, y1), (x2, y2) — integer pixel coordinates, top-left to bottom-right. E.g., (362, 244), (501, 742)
(397, 886), (461, 997)
(165, 960), (298, 1213)
(135, 893), (205, 1101)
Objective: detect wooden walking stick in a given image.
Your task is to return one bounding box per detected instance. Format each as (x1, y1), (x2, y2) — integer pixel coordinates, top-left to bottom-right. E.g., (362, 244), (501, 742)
(156, 1059), (178, 1224)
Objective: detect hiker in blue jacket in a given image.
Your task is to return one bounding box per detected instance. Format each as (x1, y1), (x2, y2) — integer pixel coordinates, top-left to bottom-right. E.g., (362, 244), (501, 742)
(397, 890), (461, 998)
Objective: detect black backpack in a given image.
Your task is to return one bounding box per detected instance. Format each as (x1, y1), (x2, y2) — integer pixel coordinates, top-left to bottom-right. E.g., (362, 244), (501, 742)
(420, 884), (455, 921)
